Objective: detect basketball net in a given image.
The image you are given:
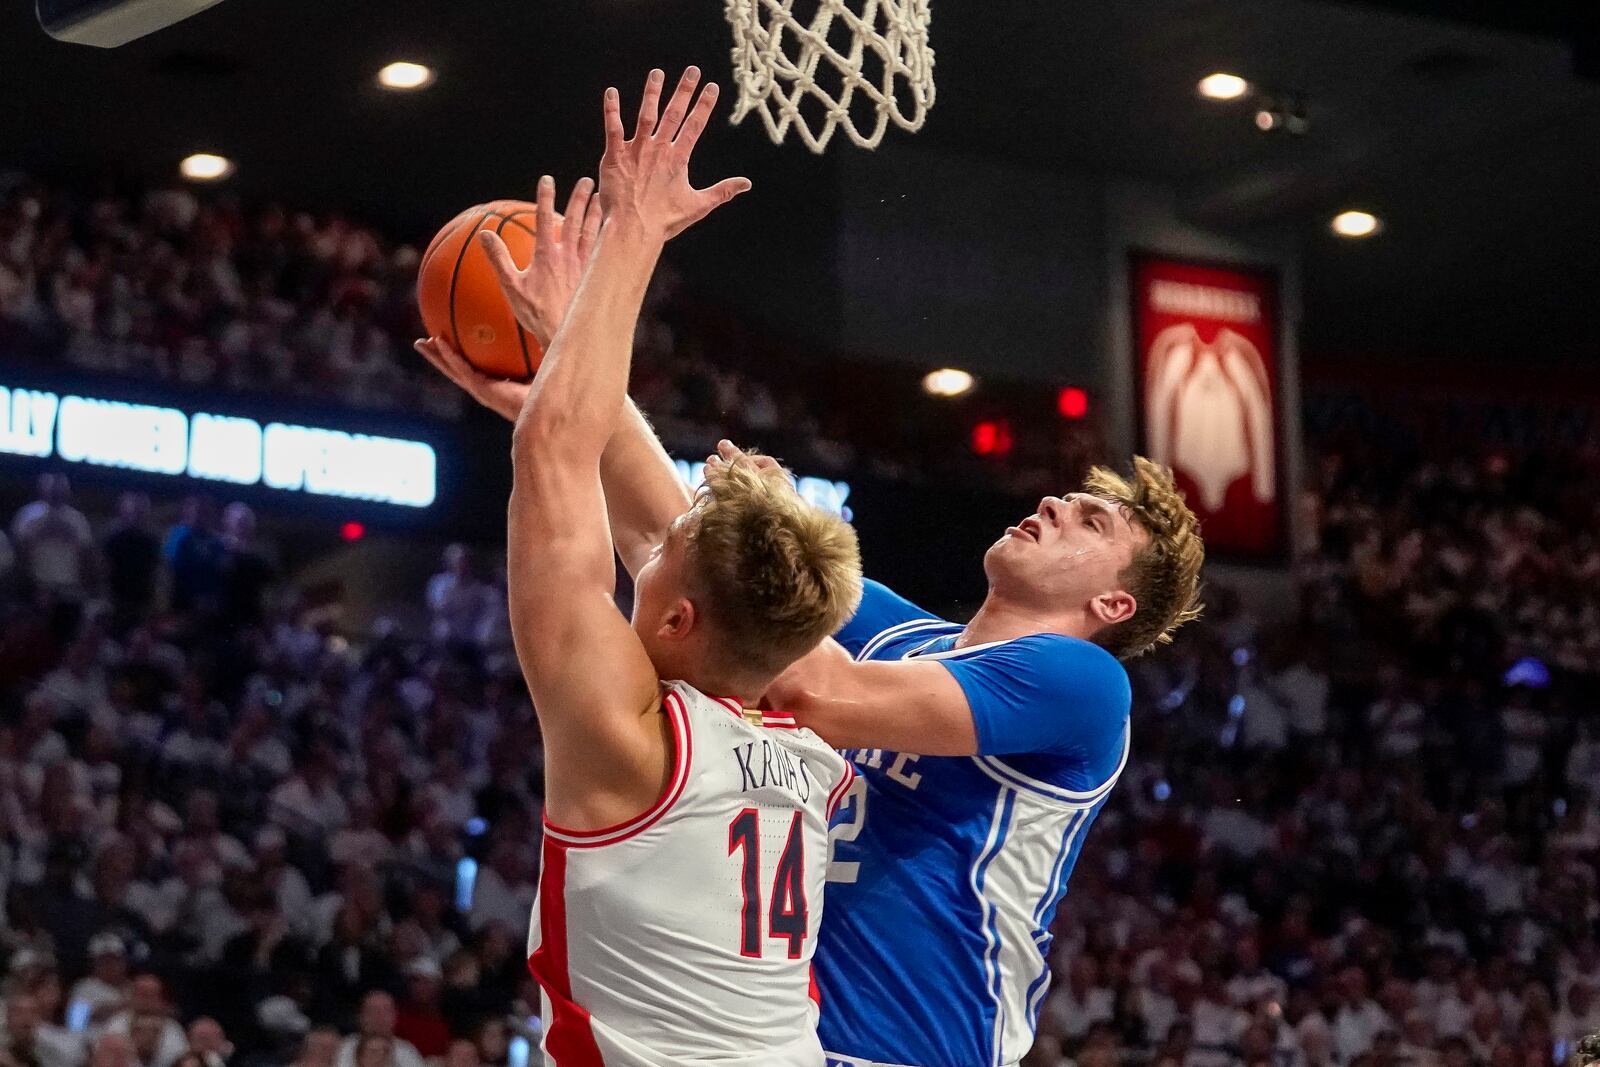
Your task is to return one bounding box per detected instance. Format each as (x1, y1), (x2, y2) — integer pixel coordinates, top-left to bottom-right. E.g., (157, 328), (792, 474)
(724, 0), (935, 153)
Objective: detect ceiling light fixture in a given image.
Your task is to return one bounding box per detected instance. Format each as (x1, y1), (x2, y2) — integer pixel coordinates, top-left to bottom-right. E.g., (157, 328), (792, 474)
(179, 153), (234, 182)
(1331, 210), (1382, 238)
(922, 368), (975, 398)
(378, 61), (435, 91)
(1197, 73), (1250, 101)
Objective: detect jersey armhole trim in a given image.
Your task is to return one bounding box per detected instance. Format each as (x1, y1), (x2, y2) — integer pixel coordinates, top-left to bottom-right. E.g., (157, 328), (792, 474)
(856, 618), (951, 661)
(969, 722), (1130, 809)
(825, 760), (856, 820)
(542, 690), (693, 848)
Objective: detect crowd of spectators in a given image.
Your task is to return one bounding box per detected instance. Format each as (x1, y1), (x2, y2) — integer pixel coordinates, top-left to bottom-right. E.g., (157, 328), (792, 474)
(1017, 414), (1600, 1067)
(0, 473), (539, 1067)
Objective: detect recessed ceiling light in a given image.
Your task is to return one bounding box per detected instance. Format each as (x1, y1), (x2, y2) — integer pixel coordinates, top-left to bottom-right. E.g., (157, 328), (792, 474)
(922, 368), (975, 398)
(378, 62), (435, 91)
(1197, 73), (1250, 101)
(179, 153), (234, 182)
(1331, 210), (1382, 238)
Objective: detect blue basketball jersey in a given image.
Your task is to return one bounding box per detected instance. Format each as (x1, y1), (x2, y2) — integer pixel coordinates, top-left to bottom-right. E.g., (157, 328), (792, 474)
(814, 580), (1131, 1067)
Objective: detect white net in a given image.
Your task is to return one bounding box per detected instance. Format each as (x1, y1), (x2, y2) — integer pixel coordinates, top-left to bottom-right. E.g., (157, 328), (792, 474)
(724, 0), (935, 153)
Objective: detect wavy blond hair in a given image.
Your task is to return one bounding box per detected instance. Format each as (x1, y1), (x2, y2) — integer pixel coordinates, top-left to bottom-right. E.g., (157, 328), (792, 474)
(1083, 456), (1205, 659)
(684, 452), (863, 675)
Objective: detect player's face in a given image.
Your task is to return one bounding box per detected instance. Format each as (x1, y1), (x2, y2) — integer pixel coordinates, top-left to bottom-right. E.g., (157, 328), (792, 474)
(985, 493), (1146, 611)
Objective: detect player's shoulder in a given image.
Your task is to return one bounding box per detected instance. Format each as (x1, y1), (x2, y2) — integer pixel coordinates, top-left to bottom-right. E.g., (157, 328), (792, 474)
(969, 632), (1130, 707)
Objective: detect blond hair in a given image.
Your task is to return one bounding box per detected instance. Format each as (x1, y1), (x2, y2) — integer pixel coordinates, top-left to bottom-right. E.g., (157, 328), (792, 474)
(684, 452), (863, 675)
(1082, 456), (1205, 659)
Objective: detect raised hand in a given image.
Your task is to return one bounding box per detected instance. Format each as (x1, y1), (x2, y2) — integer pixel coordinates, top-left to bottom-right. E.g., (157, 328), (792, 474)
(600, 67), (752, 243)
(703, 438), (787, 482)
(413, 336), (528, 423)
(478, 176), (604, 349)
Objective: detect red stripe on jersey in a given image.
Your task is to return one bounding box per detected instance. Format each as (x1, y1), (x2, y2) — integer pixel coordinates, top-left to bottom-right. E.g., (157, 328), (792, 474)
(825, 761), (856, 820)
(712, 695), (744, 720)
(526, 842), (606, 1066)
(543, 692), (693, 848)
(809, 966), (822, 1008)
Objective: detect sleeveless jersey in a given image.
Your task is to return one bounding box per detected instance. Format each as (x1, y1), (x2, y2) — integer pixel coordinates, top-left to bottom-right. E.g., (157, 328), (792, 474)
(815, 583), (1131, 1067)
(527, 680), (855, 1067)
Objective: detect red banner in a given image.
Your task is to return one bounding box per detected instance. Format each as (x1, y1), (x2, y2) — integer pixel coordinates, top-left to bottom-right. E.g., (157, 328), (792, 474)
(1132, 255), (1282, 558)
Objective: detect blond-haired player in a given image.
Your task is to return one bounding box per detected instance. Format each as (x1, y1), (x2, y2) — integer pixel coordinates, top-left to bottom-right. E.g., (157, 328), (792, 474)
(420, 68), (861, 1066)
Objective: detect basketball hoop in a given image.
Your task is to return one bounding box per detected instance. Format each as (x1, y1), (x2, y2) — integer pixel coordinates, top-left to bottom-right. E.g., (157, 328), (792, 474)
(724, 0), (935, 153)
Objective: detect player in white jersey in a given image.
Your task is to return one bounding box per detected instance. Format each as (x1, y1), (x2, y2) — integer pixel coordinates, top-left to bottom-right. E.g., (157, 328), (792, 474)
(534, 681), (855, 1066)
(418, 68), (863, 1067)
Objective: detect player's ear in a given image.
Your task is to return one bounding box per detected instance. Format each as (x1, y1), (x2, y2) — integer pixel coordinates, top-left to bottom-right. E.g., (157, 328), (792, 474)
(1090, 589), (1136, 628)
(658, 597), (697, 641)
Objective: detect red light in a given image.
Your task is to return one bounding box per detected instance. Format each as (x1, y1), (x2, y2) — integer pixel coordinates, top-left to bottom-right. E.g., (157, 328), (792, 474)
(970, 419), (1014, 458)
(340, 522), (366, 542)
(1057, 387), (1089, 420)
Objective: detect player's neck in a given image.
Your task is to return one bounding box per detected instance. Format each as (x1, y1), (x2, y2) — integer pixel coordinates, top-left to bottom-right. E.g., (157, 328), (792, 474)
(958, 595), (1081, 648)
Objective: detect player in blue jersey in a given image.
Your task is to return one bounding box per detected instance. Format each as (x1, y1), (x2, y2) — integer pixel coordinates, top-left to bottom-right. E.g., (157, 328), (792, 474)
(415, 139), (1204, 1067)
(749, 444), (1204, 1067)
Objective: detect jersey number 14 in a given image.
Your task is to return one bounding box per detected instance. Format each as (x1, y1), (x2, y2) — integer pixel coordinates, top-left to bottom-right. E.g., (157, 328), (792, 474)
(728, 809), (808, 959)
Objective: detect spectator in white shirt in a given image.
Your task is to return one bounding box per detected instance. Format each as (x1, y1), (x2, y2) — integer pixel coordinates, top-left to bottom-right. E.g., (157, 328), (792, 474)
(1190, 971), (1247, 1066)
(425, 546), (491, 648)
(3, 987), (85, 1067)
(467, 840), (534, 933)
(1225, 937), (1287, 1011)
(333, 993), (424, 1067)
(1414, 947), (1458, 1023)
(270, 748), (348, 840)
(175, 791), (250, 872)
(66, 933), (130, 1026)
(253, 827), (314, 939)
(1332, 966), (1392, 1064)
(1367, 669), (1425, 760)
(1499, 689), (1545, 787)
(1043, 955), (1115, 1045)
(11, 474), (97, 604)
(328, 792), (393, 871)
(100, 977), (185, 1067)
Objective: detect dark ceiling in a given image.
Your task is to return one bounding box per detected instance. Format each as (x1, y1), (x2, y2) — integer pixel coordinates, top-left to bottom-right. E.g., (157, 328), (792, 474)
(0, 0), (1597, 370)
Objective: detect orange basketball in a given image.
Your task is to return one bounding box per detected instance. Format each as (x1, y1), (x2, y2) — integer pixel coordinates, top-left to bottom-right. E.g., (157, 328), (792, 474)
(417, 200), (550, 381)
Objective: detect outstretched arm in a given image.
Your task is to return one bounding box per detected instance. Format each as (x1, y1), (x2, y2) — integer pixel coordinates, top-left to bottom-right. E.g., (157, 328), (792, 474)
(416, 171), (691, 579)
(493, 67), (750, 831)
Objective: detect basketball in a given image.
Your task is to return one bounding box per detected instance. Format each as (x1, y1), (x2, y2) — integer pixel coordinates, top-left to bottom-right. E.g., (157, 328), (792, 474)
(417, 200), (548, 381)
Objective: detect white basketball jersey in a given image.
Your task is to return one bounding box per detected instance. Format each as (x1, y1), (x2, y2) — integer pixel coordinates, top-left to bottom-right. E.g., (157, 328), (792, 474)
(527, 680), (855, 1067)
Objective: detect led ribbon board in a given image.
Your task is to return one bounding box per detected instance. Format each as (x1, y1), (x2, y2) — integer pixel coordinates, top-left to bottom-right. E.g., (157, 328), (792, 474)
(0, 383), (437, 509)
(670, 459), (852, 521)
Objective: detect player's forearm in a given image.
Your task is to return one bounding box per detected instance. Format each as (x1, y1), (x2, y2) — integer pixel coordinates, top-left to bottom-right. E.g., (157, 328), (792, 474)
(765, 638), (855, 715)
(601, 400), (695, 578)
(512, 221), (663, 468)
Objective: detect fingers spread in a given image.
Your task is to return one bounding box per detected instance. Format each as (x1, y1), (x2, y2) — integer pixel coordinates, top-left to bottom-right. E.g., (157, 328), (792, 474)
(603, 87), (625, 154)
(560, 178), (594, 246)
(578, 194), (603, 259)
(534, 175), (558, 246)
(656, 66), (701, 143)
(476, 230), (521, 287)
(673, 81), (720, 153)
(636, 67), (665, 139)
